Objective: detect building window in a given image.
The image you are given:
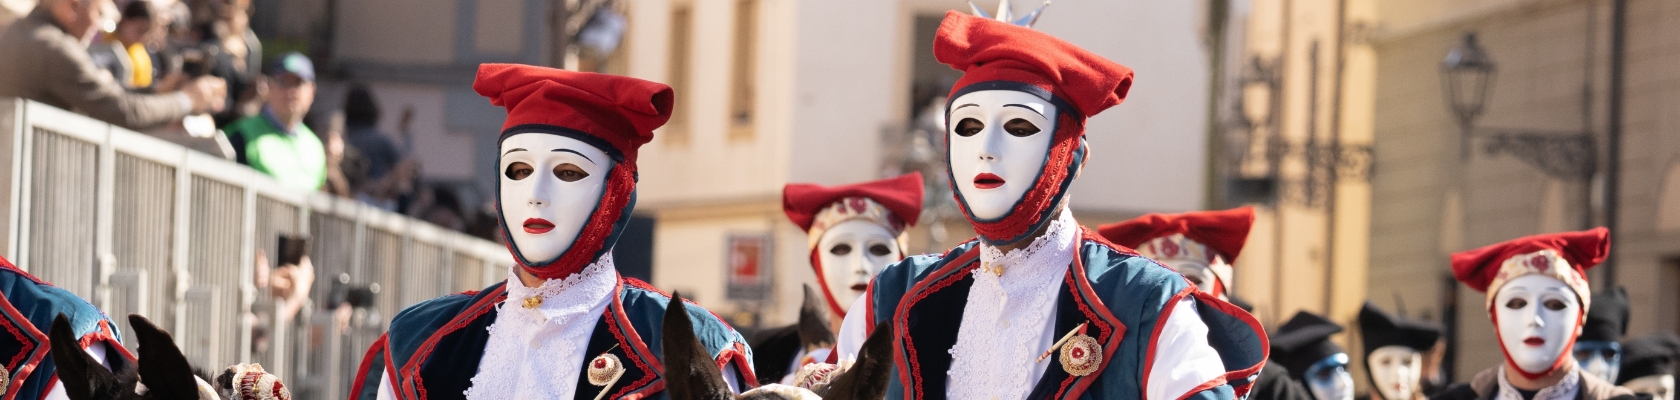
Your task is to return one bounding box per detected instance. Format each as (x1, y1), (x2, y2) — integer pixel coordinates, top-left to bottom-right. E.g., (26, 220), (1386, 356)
(728, 0), (758, 140)
(665, 3), (693, 145)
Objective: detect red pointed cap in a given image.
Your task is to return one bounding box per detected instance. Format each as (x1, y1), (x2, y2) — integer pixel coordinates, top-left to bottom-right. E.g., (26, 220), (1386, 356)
(783, 172), (924, 234)
(1452, 228), (1609, 313)
(1097, 207), (1255, 262)
(934, 11), (1134, 119)
(473, 63), (672, 164)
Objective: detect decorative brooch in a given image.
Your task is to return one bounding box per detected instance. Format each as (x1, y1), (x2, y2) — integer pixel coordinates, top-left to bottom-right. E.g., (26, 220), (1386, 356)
(588, 345), (627, 400)
(0, 364), (9, 390)
(522, 296), (544, 309)
(1037, 322), (1102, 377)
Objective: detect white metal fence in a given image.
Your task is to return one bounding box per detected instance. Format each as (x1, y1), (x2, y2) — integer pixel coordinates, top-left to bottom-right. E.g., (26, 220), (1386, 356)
(0, 98), (511, 399)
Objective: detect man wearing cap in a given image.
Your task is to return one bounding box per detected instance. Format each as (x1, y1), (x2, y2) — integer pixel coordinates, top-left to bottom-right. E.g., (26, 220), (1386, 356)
(1574, 288), (1630, 383)
(1273, 312), (1356, 400)
(1358, 301), (1442, 400)
(831, 9), (1267, 400)
(1433, 228), (1639, 400)
(222, 52), (324, 191)
(1617, 333), (1680, 400)
(349, 64), (755, 400)
(753, 172), (923, 384)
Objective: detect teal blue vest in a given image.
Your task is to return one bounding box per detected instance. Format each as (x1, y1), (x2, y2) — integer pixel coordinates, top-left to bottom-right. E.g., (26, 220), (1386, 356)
(350, 276), (754, 400)
(866, 229), (1268, 400)
(0, 260), (132, 400)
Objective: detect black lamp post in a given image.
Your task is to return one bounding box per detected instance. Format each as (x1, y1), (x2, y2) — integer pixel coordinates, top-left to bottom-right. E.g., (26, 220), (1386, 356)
(1441, 33), (1495, 160)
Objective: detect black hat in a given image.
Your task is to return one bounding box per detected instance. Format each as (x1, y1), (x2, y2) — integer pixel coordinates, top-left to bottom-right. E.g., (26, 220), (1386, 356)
(1580, 287), (1629, 343)
(1358, 301), (1441, 355)
(1617, 333), (1680, 385)
(1271, 311), (1346, 382)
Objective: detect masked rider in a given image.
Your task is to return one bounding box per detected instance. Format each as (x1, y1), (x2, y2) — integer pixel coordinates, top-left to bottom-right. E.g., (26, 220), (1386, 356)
(351, 64), (755, 400)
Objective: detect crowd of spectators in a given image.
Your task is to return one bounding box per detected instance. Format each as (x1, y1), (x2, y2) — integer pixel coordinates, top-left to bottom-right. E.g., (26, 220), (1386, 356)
(0, 0), (489, 241)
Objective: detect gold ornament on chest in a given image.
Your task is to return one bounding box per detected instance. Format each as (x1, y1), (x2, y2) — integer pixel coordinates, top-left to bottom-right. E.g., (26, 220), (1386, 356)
(522, 296), (543, 309)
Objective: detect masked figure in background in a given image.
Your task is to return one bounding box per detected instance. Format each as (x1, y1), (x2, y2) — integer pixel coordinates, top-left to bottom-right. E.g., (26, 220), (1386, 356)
(1616, 333), (1680, 400)
(831, 8), (1267, 400)
(1100, 207), (1309, 400)
(1358, 301), (1442, 400)
(1272, 312), (1355, 400)
(352, 64), (755, 400)
(0, 257), (135, 400)
(1433, 228), (1638, 400)
(752, 173), (924, 384)
(1097, 206), (1252, 300)
(1573, 287), (1629, 383)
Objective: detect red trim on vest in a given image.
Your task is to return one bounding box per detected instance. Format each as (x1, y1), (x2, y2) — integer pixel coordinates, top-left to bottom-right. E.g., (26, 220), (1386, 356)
(1190, 290), (1268, 394)
(348, 335), (389, 400)
(1140, 286), (1196, 399)
(1058, 231), (1130, 399)
(1175, 376), (1231, 400)
(891, 248), (982, 400)
(0, 258), (45, 286)
(0, 292), (46, 400)
(714, 341), (758, 389)
(398, 285), (507, 400)
(603, 280), (666, 400)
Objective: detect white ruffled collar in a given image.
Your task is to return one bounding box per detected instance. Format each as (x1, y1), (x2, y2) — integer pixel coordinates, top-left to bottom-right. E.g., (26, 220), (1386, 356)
(502, 254), (617, 319)
(978, 207), (1078, 277)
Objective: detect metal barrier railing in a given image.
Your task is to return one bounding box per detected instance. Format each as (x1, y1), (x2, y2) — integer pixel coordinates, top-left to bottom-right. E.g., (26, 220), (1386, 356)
(0, 98), (511, 399)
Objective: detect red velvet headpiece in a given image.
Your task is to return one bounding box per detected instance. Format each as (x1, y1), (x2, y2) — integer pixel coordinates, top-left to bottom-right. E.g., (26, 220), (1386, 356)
(935, 11), (1133, 120)
(782, 172), (925, 233)
(475, 63), (671, 280)
(473, 63), (672, 165)
(935, 11), (1134, 244)
(1450, 228), (1608, 297)
(1097, 207), (1255, 262)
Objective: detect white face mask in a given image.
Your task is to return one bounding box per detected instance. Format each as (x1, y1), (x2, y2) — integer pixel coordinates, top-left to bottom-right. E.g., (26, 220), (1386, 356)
(1493, 274), (1582, 375)
(1163, 259), (1220, 296)
(1307, 354), (1356, 400)
(1368, 346), (1423, 400)
(947, 90), (1057, 220)
(1624, 375), (1675, 400)
(499, 133), (611, 265)
(816, 220), (900, 312)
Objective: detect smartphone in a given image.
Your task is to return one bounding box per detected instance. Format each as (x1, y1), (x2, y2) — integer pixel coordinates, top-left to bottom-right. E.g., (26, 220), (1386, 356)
(276, 235), (310, 267)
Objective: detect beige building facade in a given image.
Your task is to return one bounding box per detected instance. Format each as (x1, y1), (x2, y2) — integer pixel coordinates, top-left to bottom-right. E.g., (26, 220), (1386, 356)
(1228, 0), (1680, 385)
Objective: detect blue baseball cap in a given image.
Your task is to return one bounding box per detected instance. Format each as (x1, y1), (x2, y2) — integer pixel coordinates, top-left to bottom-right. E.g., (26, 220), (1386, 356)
(268, 52), (315, 82)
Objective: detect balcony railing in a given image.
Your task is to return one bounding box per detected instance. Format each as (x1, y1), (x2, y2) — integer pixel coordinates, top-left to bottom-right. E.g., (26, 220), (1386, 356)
(0, 98), (510, 399)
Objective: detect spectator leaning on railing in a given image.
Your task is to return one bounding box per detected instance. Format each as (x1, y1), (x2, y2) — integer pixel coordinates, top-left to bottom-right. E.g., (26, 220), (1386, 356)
(222, 52), (326, 191)
(0, 0), (225, 130)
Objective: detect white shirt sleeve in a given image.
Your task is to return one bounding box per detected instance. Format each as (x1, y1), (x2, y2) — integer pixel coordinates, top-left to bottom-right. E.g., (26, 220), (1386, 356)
(832, 295), (871, 363)
(377, 370), (397, 400)
(43, 342), (110, 400)
(1145, 298), (1227, 400)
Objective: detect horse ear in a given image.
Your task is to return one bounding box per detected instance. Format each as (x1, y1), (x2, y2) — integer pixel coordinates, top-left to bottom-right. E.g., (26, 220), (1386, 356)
(127, 314), (201, 399)
(813, 320), (895, 400)
(660, 292), (734, 400)
(49, 314), (122, 400)
(795, 285), (835, 350)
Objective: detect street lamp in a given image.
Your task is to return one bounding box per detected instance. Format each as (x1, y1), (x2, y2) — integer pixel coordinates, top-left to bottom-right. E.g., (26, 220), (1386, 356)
(1441, 33), (1496, 160)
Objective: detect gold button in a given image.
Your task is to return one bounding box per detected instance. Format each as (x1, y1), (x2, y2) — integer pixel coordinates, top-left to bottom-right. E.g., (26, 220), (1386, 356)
(523, 296), (543, 309)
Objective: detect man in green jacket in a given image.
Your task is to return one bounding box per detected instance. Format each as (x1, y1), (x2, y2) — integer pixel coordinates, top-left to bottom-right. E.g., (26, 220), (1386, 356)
(224, 52), (324, 191)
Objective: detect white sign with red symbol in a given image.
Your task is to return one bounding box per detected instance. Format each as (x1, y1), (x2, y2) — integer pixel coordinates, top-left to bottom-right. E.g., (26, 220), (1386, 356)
(726, 233), (774, 301)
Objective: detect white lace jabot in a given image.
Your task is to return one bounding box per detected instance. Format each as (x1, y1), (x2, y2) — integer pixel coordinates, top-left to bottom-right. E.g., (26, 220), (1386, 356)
(463, 255), (618, 400)
(947, 208), (1078, 400)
